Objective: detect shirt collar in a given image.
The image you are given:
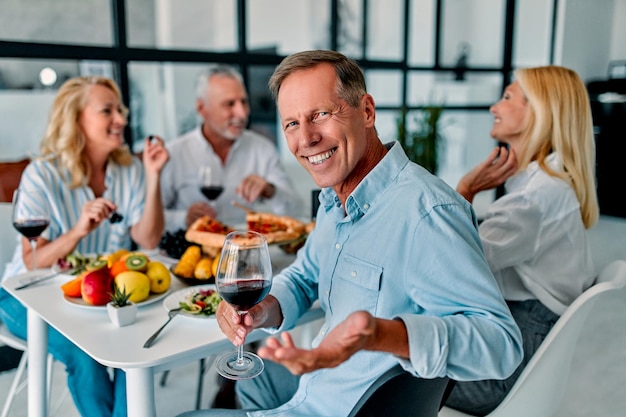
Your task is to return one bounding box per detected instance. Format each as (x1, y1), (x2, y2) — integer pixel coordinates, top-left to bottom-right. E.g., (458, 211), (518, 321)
(506, 152), (561, 191)
(320, 141), (408, 220)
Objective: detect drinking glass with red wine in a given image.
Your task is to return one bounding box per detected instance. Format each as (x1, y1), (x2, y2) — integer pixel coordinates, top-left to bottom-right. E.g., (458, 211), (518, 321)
(12, 188), (50, 271)
(214, 230), (273, 380)
(199, 166), (224, 202)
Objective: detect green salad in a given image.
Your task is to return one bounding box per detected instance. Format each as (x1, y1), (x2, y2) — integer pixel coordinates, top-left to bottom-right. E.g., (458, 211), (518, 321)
(179, 288), (222, 316)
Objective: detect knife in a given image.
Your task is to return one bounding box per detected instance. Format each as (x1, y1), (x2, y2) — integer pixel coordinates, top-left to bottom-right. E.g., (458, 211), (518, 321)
(15, 266), (83, 290)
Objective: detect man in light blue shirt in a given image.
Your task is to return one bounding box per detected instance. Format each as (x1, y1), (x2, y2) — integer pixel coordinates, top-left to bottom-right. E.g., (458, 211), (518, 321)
(177, 50), (522, 417)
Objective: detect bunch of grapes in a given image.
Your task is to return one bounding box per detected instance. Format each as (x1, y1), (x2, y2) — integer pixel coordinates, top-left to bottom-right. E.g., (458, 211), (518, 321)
(159, 229), (194, 259)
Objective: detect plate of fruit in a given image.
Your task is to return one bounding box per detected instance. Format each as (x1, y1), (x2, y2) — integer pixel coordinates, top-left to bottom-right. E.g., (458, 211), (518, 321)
(60, 250), (173, 310)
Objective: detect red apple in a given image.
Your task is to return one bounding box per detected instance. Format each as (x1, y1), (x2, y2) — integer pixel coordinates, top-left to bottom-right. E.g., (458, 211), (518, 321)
(81, 267), (114, 306)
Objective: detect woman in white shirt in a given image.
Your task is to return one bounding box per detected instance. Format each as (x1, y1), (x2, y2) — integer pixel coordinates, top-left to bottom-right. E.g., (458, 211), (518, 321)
(446, 65), (599, 415)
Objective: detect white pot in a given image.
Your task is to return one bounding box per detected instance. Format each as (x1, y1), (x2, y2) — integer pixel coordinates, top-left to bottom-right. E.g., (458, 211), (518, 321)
(106, 301), (137, 327)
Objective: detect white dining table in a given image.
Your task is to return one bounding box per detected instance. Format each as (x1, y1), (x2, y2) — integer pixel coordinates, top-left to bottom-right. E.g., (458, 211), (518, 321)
(2, 247), (323, 417)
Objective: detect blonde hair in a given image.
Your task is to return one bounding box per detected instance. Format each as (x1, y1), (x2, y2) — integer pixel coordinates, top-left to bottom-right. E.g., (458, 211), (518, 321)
(514, 65), (599, 228)
(39, 76), (133, 188)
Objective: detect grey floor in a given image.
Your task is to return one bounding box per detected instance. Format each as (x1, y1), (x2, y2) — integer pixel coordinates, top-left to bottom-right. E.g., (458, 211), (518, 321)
(2, 215), (626, 416)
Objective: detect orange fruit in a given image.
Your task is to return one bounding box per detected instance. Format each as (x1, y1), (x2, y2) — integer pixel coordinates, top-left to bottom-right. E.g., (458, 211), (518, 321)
(60, 273), (85, 298)
(110, 259), (129, 277)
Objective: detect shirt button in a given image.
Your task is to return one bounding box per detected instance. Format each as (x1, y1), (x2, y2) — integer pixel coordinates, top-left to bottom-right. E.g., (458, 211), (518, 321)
(335, 243), (341, 250)
(363, 203), (370, 210)
(325, 290), (330, 296)
(351, 271), (357, 278)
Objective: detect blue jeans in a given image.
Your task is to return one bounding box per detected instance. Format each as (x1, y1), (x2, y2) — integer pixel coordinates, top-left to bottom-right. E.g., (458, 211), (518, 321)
(445, 299), (559, 416)
(175, 360), (299, 417)
(0, 288), (127, 417)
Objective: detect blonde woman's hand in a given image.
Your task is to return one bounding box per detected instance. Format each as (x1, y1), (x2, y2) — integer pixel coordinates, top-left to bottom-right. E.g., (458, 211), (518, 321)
(142, 135), (169, 176)
(456, 146), (518, 203)
(74, 198), (117, 238)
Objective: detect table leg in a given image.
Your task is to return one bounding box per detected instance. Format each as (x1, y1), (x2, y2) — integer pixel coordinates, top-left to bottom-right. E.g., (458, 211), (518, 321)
(27, 310), (48, 417)
(125, 367), (156, 417)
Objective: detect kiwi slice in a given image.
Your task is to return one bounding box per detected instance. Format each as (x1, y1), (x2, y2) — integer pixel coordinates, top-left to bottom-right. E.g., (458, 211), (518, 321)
(86, 259), (108, 271)
(125, 254), (148, 272)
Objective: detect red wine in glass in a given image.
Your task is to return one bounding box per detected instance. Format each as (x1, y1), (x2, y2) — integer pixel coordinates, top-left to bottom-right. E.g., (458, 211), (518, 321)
(12, 189), (50, 271)
(200, 185), (224, 201)
(200, 166), (223, 203)
(13, 218), (50, 240)
(215, 230), (273, 380)
(218, 279), (271, 311)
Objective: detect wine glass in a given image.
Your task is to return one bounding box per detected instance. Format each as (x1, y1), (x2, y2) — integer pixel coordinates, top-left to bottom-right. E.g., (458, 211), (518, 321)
(199, 166), (224, 202)
(12, 189), (50, 271)
(214, 230), (273, 380)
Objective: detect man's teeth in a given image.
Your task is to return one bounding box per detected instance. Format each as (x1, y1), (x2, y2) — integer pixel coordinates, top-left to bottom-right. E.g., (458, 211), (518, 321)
(308, 149), (336, 165)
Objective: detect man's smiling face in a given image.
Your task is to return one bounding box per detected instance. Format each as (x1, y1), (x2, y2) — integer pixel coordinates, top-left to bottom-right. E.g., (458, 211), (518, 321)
(277, 63), (372, 193)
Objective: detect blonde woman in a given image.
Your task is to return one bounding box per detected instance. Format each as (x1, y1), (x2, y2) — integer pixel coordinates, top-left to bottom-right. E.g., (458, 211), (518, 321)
(0, 76), (168, 417)
(447, 65), (599, 415)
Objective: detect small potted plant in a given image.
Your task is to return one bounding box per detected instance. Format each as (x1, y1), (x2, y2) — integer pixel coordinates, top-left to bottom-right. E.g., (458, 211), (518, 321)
(106, 284), (137, 327)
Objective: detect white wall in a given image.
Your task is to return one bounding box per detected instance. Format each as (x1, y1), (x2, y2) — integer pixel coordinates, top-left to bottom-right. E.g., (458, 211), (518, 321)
(555, 0), (616, 82)
(0, 90), (56, 160)
(610, 0), (626, 61)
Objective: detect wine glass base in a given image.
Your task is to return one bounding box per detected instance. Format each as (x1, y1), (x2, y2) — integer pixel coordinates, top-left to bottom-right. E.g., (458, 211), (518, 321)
(215, 350), (264, 380)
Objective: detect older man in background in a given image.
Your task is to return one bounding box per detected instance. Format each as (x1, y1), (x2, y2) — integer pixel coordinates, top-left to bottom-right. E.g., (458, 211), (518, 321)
(161, 64), (303, 231)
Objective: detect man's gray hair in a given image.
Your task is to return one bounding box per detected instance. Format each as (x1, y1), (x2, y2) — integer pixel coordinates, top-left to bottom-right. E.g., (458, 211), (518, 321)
(195, 64), (244, 101)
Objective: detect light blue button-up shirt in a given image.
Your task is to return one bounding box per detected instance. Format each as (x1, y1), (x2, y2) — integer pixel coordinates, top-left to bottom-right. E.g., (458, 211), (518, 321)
(252, 142), (523, 417)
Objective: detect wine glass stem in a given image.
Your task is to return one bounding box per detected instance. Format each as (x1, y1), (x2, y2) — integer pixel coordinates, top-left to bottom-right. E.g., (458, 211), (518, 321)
(30, 239), (37, 271)
(236, 312), (246, 366)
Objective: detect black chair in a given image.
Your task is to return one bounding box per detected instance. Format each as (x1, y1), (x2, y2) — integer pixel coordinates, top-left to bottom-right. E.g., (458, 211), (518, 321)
(348, 365), (454, 417)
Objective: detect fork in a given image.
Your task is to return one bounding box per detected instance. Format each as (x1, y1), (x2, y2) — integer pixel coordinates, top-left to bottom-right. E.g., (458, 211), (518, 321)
(143, 308), (182, 348)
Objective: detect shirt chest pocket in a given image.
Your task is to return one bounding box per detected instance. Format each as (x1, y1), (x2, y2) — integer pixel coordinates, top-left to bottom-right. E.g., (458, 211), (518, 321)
(329, 254), (383, 315)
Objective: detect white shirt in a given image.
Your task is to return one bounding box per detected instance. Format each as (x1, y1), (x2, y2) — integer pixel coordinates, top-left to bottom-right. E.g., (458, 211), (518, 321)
(479, 153), (595, 315)
(160, 126), (304, 230)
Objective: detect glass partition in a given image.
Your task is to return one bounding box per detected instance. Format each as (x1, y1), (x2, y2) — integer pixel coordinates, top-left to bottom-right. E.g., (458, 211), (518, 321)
(513, 0), (554, 66)
(337, 0), (364, 57)
(365, 70), (403, 107)
(408, 0), (436, 66)
(408, 71), (502, 107)
(248, 0), (330, 55)
(366, 0), (404, 61)
(126, 0), (238, 51)
(0, 58), (117, 161)
(440, 0), (505, 68)
(0, 0), (113, 46)
(128, 62), (214, 146)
